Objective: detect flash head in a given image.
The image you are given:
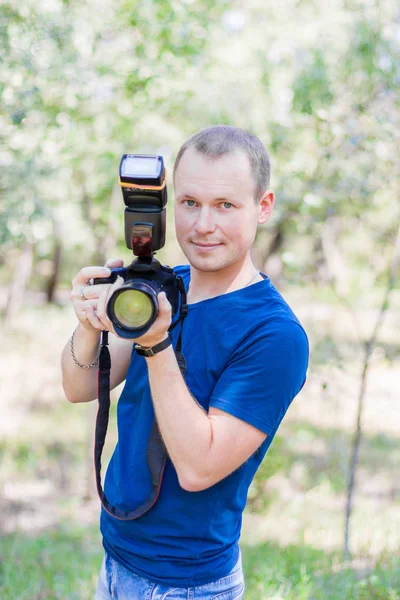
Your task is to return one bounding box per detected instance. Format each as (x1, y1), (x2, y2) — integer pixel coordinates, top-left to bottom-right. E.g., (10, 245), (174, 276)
(119, 154), (167, 255)
(119, 154), (166, 208)
(120, 155), (164, 184)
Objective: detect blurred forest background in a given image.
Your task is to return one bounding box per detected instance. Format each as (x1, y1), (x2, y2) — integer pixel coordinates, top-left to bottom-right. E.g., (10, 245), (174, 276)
(0, 0), (399, 598)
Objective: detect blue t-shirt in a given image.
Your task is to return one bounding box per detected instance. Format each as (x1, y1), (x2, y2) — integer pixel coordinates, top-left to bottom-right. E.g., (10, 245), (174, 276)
(100, 265), (309, 586)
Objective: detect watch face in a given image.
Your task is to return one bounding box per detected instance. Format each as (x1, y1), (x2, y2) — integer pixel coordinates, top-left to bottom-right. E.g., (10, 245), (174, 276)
(134, 344), (148, 356)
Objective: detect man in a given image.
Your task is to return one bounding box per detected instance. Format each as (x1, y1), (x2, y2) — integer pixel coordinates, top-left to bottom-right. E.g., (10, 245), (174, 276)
(62, 125), (309, 599)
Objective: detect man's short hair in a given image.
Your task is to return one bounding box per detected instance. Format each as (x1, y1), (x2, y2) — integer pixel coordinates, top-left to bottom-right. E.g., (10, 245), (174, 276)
(173, 125), (271, 201)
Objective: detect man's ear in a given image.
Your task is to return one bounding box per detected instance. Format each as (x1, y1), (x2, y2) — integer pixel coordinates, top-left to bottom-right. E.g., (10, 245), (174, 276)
(258, 190), (275, 224)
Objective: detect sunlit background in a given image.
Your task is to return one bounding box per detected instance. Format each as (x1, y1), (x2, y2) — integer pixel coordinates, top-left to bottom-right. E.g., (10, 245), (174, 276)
(1, 0), (399, 598)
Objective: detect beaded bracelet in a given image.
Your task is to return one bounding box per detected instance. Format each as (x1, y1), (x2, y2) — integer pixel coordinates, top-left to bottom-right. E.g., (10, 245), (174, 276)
(70, 326), (99, 369)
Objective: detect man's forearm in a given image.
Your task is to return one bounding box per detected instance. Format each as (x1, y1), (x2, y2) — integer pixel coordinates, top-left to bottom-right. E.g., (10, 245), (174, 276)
(61, 324), (101, 403)
(146, 346), (215, 491)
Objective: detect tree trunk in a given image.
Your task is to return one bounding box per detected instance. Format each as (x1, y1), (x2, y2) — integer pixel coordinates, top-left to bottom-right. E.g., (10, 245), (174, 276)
(46, 216), (62, 304)
(96, 183), (120, 265)
(4, 241), (33, 322)
(320, 216), (350, 295)
(253, 222), (284, 284)
(81, 183), (119, 267)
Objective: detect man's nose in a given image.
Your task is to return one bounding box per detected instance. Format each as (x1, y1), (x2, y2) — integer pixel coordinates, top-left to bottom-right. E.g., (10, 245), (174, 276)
(194, 207), (216, 235)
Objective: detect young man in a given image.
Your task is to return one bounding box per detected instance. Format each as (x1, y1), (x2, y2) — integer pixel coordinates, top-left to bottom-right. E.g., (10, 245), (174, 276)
(62, 125), (309, 599)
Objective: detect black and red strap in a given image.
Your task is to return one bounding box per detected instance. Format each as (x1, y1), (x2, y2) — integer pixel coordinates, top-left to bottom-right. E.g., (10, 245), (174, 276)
(93, 277), (188, 520)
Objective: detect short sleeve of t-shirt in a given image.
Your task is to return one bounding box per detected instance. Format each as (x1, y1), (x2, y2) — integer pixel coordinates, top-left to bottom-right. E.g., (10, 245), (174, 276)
(209, 319), (309, 434)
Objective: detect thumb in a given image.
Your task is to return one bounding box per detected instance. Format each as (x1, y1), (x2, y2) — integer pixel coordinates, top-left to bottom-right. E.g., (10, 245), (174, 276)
(158, 291), (171, 312)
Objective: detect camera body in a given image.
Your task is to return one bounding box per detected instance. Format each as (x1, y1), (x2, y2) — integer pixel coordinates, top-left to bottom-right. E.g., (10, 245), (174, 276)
(94, 154), (183, 339)
(96, 258), (181, 339)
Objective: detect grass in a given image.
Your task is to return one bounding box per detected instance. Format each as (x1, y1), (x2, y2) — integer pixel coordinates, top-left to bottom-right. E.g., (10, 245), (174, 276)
(0, 526), (101, 600)
(242, 543), (400, 600)
(1, 527), (399, 599)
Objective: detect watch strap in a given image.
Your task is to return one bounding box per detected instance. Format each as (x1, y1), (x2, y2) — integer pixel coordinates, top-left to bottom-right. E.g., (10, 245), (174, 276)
(135, 336), (172, 357)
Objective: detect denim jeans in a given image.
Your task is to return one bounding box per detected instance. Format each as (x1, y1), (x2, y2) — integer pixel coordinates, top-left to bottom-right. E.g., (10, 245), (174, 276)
(94, 551), (245, 600)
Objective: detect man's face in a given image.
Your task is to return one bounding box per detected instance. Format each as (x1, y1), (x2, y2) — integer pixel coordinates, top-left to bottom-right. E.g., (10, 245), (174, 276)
(174, 147), (273, 273)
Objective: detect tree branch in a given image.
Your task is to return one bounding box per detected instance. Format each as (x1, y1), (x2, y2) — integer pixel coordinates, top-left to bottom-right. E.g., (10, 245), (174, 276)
(344, 223), (400, 560)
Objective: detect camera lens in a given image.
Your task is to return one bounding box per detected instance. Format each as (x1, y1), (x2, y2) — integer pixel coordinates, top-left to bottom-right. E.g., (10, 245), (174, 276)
(113, 289), (154, 329)
(107, 280), (158, 338)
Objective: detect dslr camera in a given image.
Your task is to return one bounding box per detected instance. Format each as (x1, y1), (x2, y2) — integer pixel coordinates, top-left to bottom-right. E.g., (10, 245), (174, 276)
(95, 154), (184, 339)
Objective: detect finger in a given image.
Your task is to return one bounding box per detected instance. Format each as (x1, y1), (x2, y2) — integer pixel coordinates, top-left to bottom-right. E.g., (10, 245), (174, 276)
(72, 266), (111, 287)
(71, 283), (114, 301)
(84, 303), (104, 330)
(70, 293), (98, 321)
(96, 276), (124, 329)
(79, 298), (98, 310)
(151, 292), (172, 334)
(157, 292), (172, 320)
(104, 258), (124, 268)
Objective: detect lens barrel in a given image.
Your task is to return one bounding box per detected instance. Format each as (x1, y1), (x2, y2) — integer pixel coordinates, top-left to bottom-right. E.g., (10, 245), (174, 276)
(107, 280), (160, 338)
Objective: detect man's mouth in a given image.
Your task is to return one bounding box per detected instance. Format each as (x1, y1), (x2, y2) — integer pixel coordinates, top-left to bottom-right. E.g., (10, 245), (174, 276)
(191, 241), (222, 247)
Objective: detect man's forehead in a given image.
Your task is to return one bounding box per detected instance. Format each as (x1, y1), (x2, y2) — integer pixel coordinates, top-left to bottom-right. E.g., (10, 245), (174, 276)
(175, 147), (253, 184)
(174, 157), (257, 205)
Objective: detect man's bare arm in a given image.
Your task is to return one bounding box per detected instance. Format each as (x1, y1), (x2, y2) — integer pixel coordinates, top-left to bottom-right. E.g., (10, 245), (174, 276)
(61, 259), (133, 403)
(61, 324), (133, 403)
(146, 341), (266, 492)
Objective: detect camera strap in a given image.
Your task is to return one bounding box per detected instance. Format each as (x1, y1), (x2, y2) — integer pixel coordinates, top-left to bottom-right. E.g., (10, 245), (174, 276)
(171, 275), (188, 373)
(94, 279), (188, 520)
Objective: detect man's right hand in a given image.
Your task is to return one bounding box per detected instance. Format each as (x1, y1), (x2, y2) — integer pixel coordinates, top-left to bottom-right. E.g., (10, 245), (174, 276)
(70, 258), (124, 334)
(62, 258), (134, 403)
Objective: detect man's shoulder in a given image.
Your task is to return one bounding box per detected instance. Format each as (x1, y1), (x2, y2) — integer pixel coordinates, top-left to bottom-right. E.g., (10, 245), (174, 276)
(231, 276), (305, 329)
(232, 280), (308, 357)
(259, 280), (305, 328)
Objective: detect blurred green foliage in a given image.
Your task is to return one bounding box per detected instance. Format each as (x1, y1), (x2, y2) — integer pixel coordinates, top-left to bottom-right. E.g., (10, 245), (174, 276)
(0, 0), (398, 301)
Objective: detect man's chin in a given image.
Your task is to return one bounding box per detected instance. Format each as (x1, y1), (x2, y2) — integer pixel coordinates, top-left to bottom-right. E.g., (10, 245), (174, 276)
(185, 255), (233, 273)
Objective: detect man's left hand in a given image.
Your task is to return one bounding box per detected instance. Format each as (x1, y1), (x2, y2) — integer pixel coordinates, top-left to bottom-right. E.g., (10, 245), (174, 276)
(96, 283), (172, 348)
(132, 291), (172, 348)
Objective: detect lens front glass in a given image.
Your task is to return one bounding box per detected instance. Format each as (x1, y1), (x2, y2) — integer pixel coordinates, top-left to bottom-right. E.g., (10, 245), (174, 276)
(113, 289), (154, 329)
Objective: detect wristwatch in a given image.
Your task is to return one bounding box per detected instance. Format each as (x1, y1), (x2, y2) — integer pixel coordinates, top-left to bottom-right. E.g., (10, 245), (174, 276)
(134, 336), (172, 357)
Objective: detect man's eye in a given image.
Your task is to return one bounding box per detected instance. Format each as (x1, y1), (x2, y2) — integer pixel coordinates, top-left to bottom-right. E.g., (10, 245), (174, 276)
(184, 200), (196, 207)
(222, 202), (233, 209)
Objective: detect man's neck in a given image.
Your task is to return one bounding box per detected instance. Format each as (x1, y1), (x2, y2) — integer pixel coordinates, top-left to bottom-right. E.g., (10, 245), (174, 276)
(187, 257), (261, 304)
